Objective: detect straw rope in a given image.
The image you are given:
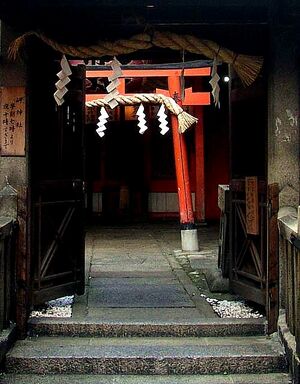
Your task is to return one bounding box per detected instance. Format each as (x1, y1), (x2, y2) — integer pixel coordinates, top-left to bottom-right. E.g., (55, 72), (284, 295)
(9, 31), (263, 86)
(86, 93), (198, 133)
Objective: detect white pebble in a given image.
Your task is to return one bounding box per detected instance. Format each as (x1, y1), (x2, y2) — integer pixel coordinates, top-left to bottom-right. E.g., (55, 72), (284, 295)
(30, 296), (74, 318)
(205, 297), (263, 318)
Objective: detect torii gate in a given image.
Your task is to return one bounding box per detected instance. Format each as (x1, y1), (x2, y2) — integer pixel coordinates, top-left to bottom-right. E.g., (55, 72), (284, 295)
(86, 63), (211, 251)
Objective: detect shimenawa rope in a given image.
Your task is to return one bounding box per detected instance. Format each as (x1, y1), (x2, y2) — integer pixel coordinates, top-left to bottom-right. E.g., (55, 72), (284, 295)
(9, 31), (263, 86)
(86, 93), (197, 133)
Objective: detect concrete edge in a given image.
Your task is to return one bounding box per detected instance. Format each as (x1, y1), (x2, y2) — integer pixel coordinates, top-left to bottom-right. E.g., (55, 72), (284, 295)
(28, 316), (266, 325)
(0, 324), (17, 364)
(28, 317), (266, 337)
(278, 312), (300, 383)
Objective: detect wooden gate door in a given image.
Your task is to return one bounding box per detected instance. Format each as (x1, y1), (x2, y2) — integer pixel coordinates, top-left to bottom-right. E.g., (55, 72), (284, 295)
(30, 62), (86, 305)
(229, 178), (279, 333)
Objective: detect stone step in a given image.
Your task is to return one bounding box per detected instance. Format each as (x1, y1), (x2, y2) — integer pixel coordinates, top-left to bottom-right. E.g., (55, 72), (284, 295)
(28, 317), (266, 338)
(6, 335), (287, 375)
(0, 373), (292, 384)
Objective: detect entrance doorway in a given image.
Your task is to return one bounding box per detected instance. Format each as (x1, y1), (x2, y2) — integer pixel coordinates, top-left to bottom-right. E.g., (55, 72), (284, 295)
(28, 51), (86, 307)
(25, 43), (277, 335)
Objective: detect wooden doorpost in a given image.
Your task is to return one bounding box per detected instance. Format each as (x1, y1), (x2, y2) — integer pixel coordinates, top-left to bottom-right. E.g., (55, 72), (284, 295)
(194, 106), (205, 222)
(168, 76), (198, 251)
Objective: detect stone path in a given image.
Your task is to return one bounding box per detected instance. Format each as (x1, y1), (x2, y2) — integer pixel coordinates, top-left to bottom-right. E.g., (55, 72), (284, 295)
(72, 223), (218, 321)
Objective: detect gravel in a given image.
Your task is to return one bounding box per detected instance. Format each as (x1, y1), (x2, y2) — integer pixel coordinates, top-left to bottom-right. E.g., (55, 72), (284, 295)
(30, 296), (74, 318)
(200, 294), (263, 319)
(174, 250), (264, 319)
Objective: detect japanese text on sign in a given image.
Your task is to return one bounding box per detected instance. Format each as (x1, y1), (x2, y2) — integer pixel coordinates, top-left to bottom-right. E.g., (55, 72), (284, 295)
(0, 87), (26, 156)
(245, 176), (259, 235)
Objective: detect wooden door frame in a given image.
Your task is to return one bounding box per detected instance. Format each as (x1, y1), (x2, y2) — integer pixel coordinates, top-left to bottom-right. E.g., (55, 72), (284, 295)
(14, 58), (86, 337)
(229, 178), (279, 333)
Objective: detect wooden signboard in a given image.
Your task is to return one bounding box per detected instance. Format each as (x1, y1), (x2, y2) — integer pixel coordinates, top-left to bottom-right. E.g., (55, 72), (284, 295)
(0, 87), (26, 156)
(245, 176), (259, 235)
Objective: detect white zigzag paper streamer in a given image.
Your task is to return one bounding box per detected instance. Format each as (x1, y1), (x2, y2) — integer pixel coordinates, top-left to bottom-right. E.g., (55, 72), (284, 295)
(136, 104), (148, 134)
(54, 55), (72, 106)
(96, 107), (109, 138)
(104, 57), (123, 109)
(157, 104), (169, 135)
(209, 57), (220, 108)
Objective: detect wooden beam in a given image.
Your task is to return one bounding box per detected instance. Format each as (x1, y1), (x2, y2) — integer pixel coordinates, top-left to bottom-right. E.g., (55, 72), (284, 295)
(86, 84), (210, 105)
(87, 67), (211, 78)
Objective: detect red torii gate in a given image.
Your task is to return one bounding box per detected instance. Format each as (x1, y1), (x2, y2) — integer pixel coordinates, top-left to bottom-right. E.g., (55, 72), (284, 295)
(86, 64), (211, 250)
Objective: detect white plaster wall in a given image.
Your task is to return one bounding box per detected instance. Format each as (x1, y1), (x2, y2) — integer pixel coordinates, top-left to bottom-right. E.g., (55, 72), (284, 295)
(92, 191), (196, 213)
(148, 192), (195, 212)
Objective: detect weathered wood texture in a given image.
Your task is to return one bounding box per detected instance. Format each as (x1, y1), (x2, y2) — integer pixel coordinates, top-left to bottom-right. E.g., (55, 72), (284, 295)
(229, 178), (279, 334)
(0, 87), (26, 156)
(218, 185), (230, 277)
(30, 64), (86, 306)
(245, 176), (259, 235)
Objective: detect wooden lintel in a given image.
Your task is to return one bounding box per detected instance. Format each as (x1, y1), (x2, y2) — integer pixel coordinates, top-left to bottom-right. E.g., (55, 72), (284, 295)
(87, 67), (211, 79)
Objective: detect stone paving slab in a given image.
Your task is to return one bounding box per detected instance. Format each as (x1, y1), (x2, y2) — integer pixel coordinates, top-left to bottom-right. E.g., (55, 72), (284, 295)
(85, 307), (206, 322)
(91, 261), (170, 270)
(91, 255), (168, 263)
(88, 277), (195, 308)
(82, 224), (222, 314)
(0, 373), (292, 384)
(74, 223), (259, 319)
(90, 271), (175, 278)
(90, 277), (179, 287)
(90, 264), (171, 275)
(86, 223), (192, 318)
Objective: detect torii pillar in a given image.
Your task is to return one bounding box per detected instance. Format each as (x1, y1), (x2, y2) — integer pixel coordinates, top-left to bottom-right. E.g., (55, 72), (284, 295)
(168, 76), (198, 251)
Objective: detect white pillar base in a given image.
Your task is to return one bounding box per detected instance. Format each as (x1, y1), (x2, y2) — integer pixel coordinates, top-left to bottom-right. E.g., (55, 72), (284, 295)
(181, 229), (199, 252)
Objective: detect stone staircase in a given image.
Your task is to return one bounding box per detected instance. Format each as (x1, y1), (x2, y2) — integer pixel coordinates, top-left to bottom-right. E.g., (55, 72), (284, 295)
(2, 317), (291, 383)
(1, 225), (292, 382)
